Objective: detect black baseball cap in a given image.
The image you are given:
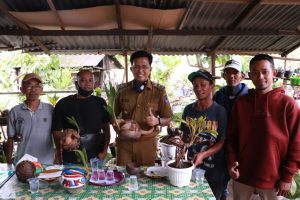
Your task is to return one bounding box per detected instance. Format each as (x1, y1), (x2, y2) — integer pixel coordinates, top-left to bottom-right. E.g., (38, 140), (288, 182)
(188, 69), (214, 84)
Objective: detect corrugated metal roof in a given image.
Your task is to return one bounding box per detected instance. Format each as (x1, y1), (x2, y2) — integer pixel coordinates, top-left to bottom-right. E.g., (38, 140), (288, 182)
(0, 0), (299, 56)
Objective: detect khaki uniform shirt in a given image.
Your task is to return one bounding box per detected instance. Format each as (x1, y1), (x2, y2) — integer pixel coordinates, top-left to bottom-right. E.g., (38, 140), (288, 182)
(115, 80), (173, 139)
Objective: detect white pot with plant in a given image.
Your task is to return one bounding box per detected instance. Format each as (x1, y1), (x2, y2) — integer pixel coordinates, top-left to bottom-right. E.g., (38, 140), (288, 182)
(166, 116), (208, 187)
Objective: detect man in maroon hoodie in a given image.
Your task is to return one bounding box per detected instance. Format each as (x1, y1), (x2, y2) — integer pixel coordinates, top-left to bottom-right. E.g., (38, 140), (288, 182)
(226, 54), (300, 199)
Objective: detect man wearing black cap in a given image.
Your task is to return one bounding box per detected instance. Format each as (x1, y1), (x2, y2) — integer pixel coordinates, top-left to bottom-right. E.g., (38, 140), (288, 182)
(180, 69), (227, 199)
(7, 73), (54, 164)
(114, 50), (173, 166)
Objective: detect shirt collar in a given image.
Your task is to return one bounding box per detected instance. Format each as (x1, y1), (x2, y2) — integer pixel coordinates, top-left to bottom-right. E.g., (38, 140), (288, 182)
(21, 101), (42, 111)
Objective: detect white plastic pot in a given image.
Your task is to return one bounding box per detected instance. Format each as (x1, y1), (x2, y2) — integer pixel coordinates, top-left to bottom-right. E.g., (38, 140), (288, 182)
(167, 160), (194, 187)
(160, 142), (176, 160)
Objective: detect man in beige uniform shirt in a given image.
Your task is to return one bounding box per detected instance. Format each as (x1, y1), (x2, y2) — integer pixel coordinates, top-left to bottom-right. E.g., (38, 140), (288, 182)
(115, 50), (172, 166)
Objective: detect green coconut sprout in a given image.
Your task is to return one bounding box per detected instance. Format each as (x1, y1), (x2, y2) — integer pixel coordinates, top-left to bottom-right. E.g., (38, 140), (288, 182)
(73, 149), (89, 175)
(104, 82), (120, 130)
(66, 116), (80, 133)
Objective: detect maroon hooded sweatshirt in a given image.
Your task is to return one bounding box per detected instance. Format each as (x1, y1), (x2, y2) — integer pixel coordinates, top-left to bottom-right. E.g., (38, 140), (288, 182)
(226, 87), (300, 189)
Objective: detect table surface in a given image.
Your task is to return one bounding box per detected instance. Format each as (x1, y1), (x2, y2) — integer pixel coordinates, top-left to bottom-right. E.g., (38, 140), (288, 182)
(0, 166), (215, 200)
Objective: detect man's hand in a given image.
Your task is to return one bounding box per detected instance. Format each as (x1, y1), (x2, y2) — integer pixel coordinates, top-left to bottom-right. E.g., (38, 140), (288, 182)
(229, 161), (240, 180)
(61, 129), (80, 150)
(193, 152), (205, 167)
(277, 180), (292, 197)
(98, 150), (107, 160)
(146, 107), (159, 127)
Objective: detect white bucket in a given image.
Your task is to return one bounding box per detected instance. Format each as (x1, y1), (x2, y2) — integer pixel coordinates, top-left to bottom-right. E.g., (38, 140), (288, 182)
(160, 142), (176, 160)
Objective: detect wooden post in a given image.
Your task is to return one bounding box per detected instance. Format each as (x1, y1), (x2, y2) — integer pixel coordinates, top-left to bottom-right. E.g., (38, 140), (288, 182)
(124, 51), (128, 83)
(211, 53), (216, 77)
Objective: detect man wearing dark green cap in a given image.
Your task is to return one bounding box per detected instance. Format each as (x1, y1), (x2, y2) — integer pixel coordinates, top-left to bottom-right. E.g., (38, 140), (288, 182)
(180, 69), (227, 200)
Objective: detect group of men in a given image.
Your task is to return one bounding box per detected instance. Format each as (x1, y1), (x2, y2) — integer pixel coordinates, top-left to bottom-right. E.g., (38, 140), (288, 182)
(6, 50), (300, 199)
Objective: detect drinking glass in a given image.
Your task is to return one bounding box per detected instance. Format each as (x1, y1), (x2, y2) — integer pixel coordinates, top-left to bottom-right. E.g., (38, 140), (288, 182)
(105, 168), (115, 184)
(28, 177), (39, 194)
(90, 158), (98, 181)
(97, 168), (106, 184)
(128, 175), (138, 192)
(194, 168), (205, 184)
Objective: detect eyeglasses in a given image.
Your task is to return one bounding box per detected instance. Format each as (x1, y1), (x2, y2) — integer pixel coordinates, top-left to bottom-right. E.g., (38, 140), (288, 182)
(24, 84), (42, 90)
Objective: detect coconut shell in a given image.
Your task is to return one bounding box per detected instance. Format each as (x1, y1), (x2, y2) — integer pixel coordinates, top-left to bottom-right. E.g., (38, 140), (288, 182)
(15, 160), (36, 183)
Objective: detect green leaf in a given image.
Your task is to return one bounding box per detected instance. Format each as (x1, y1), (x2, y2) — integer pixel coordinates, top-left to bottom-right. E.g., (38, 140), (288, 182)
(66, 116), (80, 133)
(73, 148), (89, 173)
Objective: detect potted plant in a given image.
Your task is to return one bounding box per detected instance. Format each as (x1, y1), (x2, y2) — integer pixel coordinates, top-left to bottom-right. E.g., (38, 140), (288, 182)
(165, 116), (209, 187)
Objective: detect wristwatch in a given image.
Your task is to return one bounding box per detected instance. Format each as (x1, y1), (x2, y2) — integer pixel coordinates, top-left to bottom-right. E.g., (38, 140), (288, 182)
(157, 117), (161, 126)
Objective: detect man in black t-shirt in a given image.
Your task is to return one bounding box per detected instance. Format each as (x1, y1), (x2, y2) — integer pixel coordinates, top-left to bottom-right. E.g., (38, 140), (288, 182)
(51, 69), (111, 164)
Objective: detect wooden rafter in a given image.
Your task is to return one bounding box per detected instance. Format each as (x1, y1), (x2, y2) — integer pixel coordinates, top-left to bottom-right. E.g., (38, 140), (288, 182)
(281, 41), (300, 57)
(0, 0), (49, 54)
(46, 0), (65, 30)
(0, 29), (298, 36)
(114, 0), (125, 51)
(147, 27), (153, 52)
(194, 0), (300, 4)
(209, 0), (261, 54)
(176, 0), (194, 30)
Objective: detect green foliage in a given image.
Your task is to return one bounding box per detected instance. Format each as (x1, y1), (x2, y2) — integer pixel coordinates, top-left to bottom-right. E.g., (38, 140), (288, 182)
(94, 87), (102, 97)
(104, 82), (118, 127)
(0, 150), (7, 163)
(47, 94), (60, 106)
(48, 68), (72, 90)
(66, 116), (80, 133)
(73, 148), (89, 173)
(0, 52), (73, 93)
(287, 170), (300, 199)
(152, 55), (181, 86)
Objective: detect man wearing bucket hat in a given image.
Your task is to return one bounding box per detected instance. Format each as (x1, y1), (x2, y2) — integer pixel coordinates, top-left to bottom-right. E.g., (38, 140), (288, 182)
(180, 69), (227, 199)
(6, 73), (54, 164)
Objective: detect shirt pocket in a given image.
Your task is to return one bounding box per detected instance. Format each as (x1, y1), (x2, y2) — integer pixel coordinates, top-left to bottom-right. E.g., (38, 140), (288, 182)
(147, 103), (159, 116)
(121, 101), (132, 119)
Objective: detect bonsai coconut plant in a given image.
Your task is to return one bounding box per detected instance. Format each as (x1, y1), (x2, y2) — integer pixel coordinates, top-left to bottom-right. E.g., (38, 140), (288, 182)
(104, 82), (153, 139)
(166, 115), (217, 187)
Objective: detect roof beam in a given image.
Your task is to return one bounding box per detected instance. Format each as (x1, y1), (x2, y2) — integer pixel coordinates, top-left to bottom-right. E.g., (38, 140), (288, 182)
(209, 0), (261, 53)
(114, 0), (125, 51)
(194, 0), (300, 4)
(281, 40), (300, 57)
(0, 0), (49, 54)
(46, 0), (65, 30)
(0, 29), (298, 36)
(176, 0), (194, 30)
(147, 27), (153, 52)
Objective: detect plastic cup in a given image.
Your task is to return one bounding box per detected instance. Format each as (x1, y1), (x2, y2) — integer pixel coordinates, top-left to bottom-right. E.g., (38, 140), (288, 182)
(97, 168), (106, 184)
(193, 168), (205, 184)
(105, 168), (115, 184)
(128, 175), (138, 192)
(28, 177), (39, 194)
(90, 158), (98, 181)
